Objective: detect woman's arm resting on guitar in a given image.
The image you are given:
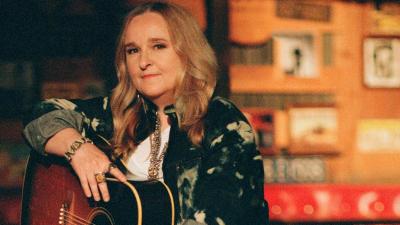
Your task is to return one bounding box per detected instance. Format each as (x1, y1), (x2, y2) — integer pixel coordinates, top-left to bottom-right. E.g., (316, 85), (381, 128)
(23, 101), (127, 202)
(45, 127), (127, 202)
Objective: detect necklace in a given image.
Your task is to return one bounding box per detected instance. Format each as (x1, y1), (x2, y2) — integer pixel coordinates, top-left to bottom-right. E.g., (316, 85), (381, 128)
(148, 113), (168, 180)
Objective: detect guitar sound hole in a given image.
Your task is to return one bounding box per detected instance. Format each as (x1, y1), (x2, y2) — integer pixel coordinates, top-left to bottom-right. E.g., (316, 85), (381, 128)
(89, 209), (115, 225)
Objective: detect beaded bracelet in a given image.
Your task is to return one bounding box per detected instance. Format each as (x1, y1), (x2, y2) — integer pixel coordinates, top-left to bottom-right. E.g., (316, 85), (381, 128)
(64, 137), (93, 162)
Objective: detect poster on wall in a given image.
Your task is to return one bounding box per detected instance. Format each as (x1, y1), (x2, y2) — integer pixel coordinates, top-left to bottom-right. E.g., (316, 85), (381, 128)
(274, 34), (317, 78)
(364, 38), (400, 88)
(288, 105), (338, 154)
(357, 119), (400, 152)
(369, 4), (400, 35)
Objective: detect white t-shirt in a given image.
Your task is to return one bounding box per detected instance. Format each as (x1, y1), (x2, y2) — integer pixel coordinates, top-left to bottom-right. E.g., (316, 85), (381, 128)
(124, 126), (171, 181)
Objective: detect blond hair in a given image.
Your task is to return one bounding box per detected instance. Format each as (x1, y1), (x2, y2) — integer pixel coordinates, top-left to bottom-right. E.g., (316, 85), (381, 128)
(111, 2), (217, 159)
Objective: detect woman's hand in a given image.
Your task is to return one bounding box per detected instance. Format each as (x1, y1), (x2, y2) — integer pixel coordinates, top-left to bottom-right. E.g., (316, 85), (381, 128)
(44, 128), (127, 202)
(69, 143), (127, 202)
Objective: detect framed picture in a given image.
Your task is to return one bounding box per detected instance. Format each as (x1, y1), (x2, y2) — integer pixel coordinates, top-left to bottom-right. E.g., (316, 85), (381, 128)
(357, 119), (400, 152)
(363, 37), (400, 88)
(274, 33), (317, 78)
(288, 105), (339, 155)
(242, 108), (277, 155)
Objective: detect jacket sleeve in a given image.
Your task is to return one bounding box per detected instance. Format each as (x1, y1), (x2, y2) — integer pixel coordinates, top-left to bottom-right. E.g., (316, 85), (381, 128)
(23, 109), (84, 155)
(196, 97), (269, 225)
(23, 97), (112, 155)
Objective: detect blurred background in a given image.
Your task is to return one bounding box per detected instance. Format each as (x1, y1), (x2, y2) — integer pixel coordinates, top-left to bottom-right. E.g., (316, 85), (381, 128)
(1, 0), (400, 224)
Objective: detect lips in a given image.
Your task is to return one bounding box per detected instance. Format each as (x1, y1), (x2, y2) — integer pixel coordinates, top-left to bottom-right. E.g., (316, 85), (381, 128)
(142, 73), (160, 79)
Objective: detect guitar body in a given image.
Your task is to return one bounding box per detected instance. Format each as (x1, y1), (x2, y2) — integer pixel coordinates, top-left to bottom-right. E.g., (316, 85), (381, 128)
(21, 151), (175, 225)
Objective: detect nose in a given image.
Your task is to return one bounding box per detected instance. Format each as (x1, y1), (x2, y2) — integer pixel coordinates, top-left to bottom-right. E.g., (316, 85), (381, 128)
(139, 50), (151, 70)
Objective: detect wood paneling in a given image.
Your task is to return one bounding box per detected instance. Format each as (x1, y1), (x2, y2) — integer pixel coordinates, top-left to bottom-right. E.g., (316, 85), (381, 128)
(230, 1), (400, 183)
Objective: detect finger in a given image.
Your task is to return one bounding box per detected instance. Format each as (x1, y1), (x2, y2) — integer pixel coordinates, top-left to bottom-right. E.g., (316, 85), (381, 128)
(79, 176), (92, 198)
(88, 175), (101, 201)
(105, 162), (118, 173)
(109, 168), (127, 182)
(98, 181), (110, 202)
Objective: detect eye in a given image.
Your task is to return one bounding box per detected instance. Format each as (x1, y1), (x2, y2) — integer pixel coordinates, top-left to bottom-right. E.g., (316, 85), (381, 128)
(154, 43), (166, 50)
(126, 47), (139, 54)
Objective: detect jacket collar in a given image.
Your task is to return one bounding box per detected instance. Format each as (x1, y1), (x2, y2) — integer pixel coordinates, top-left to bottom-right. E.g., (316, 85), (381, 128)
(141, 97), (202, 167)
(141, 96), (176, 123)
(135, 96), (177, 143)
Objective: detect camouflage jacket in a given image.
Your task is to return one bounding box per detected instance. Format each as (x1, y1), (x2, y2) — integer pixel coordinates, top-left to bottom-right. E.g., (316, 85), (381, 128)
(23, 96), (269, 225)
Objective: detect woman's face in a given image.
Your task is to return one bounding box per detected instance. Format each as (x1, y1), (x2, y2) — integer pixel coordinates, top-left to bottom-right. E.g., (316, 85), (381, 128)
(124, 12), (184, 107)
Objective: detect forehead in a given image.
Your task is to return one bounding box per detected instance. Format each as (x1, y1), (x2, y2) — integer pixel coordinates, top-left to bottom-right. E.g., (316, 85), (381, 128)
(124, 12), (171, 43)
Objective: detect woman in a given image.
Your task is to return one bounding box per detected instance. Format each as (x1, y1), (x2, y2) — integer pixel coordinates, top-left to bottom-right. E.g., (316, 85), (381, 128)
(23, 2), (268, 224)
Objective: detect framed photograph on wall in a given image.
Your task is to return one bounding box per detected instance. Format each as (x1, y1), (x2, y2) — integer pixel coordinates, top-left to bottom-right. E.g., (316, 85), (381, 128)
(288, 105), (339, 155)
(357, 119), (400, 152)
(274, 33), (317, 78)
(363, 37), (400, 88)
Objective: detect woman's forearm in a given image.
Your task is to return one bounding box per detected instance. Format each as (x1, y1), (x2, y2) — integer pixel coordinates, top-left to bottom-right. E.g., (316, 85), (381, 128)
(44, 127), (84, 157)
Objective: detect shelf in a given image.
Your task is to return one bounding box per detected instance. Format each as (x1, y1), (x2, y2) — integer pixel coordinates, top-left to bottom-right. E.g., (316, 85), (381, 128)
(230, 65), (338, 93)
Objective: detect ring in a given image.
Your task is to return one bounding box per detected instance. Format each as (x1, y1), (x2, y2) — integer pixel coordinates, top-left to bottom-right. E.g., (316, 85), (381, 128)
(95, 172), (106, 183)
(107, 162), (117, 173)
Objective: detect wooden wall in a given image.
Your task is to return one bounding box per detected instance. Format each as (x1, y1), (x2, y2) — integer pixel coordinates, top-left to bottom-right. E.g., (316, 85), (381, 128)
(228, 1), (400, 183)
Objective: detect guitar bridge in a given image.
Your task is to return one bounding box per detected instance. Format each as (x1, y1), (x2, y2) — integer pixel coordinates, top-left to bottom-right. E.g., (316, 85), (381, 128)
(59, 203), (69, 225)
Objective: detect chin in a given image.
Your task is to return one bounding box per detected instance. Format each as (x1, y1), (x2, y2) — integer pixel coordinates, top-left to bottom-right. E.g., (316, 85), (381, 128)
(141, 91), (162, 99)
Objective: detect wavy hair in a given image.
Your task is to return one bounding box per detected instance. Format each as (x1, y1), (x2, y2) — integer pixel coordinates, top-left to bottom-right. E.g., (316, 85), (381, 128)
(111, 2), (217, 159)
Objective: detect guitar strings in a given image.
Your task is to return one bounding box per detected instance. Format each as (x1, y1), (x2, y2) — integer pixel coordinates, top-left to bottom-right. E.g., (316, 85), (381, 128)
(63, 214), (94, 225)
(61, 209), (96, 225)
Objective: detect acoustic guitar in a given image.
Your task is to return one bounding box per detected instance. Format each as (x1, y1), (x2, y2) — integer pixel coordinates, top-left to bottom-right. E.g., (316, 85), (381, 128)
(20, 151), (175, 225)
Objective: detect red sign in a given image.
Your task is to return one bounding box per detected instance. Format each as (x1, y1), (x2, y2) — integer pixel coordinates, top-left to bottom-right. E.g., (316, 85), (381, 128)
(265, 184), (400, 222)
